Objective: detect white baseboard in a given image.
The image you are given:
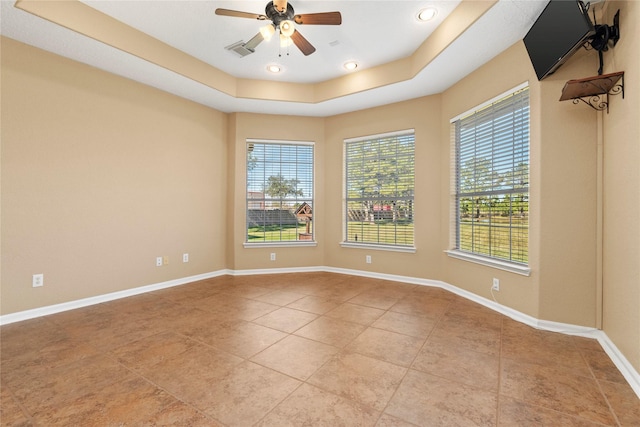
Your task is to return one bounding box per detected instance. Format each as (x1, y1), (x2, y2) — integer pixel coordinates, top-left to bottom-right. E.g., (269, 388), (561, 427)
(2, 265), (638, 398)
(595, 330), (640, 398)
(230, 266), (324, 276)
(0, 270), (227, 326)
(323, 266), (600, 336)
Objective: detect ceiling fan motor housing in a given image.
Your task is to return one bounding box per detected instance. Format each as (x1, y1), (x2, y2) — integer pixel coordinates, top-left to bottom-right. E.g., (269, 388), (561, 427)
(265, 1), (295, 26)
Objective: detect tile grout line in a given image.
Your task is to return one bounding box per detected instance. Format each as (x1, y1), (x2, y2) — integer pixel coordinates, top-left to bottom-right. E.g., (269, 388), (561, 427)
(496, 314), (505, 426)
(246, 283), (500, 425)
(4, 385), (39, 426)
(497, 321), (621, 426)
(580, 347), (623, 426)
(87, 323), (234, 426)
(372, 295), (452, 425)
(107, 351), (220, 425)
(301, 294), (412, 426)
(250, 282), (378, 426)
(252, 283), (420, 426)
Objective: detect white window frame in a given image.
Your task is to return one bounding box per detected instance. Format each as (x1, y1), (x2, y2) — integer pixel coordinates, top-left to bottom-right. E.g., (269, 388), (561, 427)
(244, 139), (316, 248)
(447, 83), (531, 275)
(341, 129), (416, 252)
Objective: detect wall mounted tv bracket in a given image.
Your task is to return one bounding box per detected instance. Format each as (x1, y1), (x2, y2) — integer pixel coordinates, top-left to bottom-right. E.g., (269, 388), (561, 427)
(588, 9), (621, 75)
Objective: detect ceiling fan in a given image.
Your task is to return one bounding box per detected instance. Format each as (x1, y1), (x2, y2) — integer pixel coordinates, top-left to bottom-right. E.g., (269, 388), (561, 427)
(215, 0), (342, 56)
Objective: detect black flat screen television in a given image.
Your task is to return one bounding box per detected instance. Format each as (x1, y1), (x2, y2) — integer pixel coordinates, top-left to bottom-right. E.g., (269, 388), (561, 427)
(524, 0), (595, 80)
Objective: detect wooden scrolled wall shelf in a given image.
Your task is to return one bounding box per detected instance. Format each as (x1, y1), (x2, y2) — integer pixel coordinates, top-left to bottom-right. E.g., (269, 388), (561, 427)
(559, 71), (625, 113)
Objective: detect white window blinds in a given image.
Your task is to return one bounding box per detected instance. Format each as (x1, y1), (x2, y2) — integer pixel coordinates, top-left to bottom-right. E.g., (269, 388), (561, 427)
(452, 86), (530, 264)
(345, 130), (415, 247)
(246, 141), (314, 242)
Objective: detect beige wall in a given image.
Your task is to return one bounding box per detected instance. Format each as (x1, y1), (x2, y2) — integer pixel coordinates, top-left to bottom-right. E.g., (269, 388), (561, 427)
(535, 51), (599, 326)
(1, 37), (228, 314)
(226, 112), (325, 271)
(1, 1), (639, 375)
(601, 1), (640, 373)
(439, 39), (599, 326)
(439, 42), (543, 319)
(324, 97), (443, 279)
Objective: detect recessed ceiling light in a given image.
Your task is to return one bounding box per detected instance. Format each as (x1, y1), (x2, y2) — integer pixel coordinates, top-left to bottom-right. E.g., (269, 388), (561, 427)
(267, 64), (282, 73)
(344, 61), (358, 71)
(417, 7), (438, 21)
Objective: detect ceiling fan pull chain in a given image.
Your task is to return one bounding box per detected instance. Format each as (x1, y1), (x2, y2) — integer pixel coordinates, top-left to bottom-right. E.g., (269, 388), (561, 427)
(278, 40), (291, 57)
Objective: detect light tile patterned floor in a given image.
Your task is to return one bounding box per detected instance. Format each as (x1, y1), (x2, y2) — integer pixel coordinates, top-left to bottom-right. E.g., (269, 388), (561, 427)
(1, 272), (639, 425)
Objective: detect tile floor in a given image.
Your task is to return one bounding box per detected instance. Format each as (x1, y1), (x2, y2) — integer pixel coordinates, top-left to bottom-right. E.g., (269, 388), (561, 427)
(1, 272), (639, 426)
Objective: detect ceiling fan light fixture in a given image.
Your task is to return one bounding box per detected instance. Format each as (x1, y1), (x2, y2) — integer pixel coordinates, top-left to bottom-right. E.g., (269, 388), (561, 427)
(260, 24), (276, 41)
(280, 33), (293, 47)
(280, 20), (295, 37)
(417, 7), (438, 21)
(344, 61), (358, 71)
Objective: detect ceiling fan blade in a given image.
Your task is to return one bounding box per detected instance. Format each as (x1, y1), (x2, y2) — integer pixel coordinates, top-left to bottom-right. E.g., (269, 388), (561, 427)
(290, 29), (316, 56)
(273, 0), (288, 14)
(294, 12), (342, 25)
(215, 8), (267, 20)
(244, 32), (264, 51)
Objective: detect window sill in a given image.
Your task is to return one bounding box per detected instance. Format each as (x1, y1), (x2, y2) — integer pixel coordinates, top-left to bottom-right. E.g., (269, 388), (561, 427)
(244, 241), (317, 249)
(340, 242), (416, 253)
(445, 250), (531, 276)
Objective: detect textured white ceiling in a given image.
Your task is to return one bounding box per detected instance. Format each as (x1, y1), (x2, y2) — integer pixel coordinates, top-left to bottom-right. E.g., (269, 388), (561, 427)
(82, 0), (463, 84)
(0, 0), (548, 116)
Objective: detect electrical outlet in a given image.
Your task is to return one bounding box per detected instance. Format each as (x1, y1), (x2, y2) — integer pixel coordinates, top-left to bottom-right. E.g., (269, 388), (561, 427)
(32, 274), (44, 288)
(163, 256), (169, 265)
(156, 257), (163, 267)
(492, 278), (500, 291)
(183, 253), (189, 263)
(366, 255), (372, 264)
(270, 253), (276, 261)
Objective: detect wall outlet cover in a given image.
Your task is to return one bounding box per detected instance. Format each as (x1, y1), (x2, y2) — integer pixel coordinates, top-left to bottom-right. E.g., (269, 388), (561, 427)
(32, 274), (44, 288)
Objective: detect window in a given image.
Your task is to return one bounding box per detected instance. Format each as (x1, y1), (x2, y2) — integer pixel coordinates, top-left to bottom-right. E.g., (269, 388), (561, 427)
(344, 130), (415, 248)
(451, 85), (529, 265)
(246, 140), (314, 243)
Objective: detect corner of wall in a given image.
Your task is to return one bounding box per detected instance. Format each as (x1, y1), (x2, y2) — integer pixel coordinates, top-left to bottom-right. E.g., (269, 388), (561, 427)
(225, 113), (238, 270)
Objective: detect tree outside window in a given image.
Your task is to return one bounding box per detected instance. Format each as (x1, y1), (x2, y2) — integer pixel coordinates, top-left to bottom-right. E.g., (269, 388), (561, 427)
(345, 130), (415, 247)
